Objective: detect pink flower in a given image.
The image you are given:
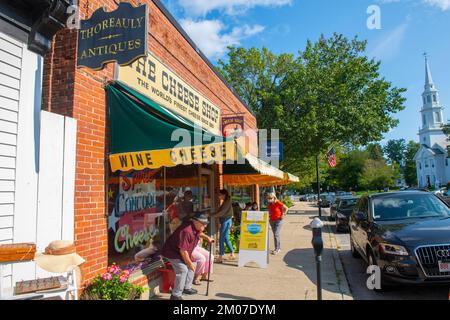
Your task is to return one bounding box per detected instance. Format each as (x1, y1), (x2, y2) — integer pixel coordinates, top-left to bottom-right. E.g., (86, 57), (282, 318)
(121, 270), (130, 277)
(119, 276), (128, 283)
(108, 265), (120, 275)
(102, 272), (112, 281)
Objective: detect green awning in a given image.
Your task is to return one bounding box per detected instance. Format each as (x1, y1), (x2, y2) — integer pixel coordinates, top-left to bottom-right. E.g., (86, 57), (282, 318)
(106, 81), (237, 172)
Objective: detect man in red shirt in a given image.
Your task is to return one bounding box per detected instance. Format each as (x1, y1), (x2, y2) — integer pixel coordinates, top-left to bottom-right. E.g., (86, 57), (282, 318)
(161, 213), (213, 300)
(268, 192), (289, 255)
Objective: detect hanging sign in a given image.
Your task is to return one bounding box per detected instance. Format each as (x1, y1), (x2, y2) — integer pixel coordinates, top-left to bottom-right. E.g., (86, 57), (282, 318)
(222, 116), (244, 138)
(77, 2), (148, 70)
(116, 52), (221, 135)
(238, 211), (269, 268)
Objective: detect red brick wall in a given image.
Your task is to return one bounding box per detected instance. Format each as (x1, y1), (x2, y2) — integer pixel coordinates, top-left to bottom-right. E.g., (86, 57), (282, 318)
(42, 0), (256, 285)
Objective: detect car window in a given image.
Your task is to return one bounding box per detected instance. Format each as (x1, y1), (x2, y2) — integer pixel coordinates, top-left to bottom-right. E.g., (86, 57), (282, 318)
(339, 198), (358, 210)
(373, 193), (450, 221)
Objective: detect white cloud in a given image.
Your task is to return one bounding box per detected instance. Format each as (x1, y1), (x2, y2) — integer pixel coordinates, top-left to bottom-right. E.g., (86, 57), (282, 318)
(423, 0), (450, 10)
(180, 19), (264, 59)
(370, 22), (408, 60)
(178, 0), (292, 16)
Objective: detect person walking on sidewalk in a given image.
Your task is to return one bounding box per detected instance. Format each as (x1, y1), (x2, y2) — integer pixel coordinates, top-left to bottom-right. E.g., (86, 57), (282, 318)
(212, 189), (236, 263)
(161, 213), (213, 300)
(268, 192), (288, 255)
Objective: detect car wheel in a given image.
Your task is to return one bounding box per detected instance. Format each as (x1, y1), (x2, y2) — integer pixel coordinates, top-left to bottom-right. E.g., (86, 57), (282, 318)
(350, 235), (360, 258)
(367, 250), (390, 292)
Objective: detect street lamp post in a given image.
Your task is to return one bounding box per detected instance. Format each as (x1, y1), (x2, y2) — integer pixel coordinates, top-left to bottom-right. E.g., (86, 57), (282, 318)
(311, 217), (324, 300)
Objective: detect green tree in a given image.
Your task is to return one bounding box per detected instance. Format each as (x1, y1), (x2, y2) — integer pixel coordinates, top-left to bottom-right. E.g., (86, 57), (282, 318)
(327, 149), (367, 190)
(442, 123), (450, 156)
(404, 140), (420, 186)
(359, 159), (397, 190)
(218, 34), (406, 178)
(366, 143), (384, 160)
(383, 139), (406, 165)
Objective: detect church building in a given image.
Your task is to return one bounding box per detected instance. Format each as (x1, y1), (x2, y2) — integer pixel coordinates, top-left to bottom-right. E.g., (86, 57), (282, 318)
(414, 56), (450, 188)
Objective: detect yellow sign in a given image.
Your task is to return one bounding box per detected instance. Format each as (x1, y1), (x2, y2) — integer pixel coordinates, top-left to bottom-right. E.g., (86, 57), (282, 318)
(116, 52), (221, 135)
(109, 140), (237, 172)
(240, 211), (268, 251)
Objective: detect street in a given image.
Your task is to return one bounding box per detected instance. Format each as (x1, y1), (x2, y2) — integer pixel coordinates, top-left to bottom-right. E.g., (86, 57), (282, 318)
(319, 206), (450, 300)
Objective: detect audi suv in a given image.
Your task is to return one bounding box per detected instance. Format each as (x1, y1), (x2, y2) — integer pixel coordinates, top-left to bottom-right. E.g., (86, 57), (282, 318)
(349, 191), (450, 290)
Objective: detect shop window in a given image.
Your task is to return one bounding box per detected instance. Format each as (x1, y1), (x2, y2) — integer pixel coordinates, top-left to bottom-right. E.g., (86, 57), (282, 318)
(107, 164), (202, 271)
(227, 185), (253, 208)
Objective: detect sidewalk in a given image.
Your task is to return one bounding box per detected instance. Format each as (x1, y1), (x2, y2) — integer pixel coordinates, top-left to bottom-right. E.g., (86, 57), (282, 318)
(153, 202), (353, 300)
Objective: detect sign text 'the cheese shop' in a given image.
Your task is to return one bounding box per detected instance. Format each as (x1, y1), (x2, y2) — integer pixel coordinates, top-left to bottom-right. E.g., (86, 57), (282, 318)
(116, 52), (222, 135)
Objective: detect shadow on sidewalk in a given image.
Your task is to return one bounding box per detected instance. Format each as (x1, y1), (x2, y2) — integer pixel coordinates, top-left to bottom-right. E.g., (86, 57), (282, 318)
(283, 248), (344, 295)
(215, 293), (256, 300)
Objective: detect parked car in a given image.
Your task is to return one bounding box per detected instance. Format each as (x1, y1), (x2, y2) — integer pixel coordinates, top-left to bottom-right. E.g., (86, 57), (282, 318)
(319, 194), (331, 207)
(335, 196), (360, 232)
(434, 188), (450, 206)
(349, 191), (450, 291)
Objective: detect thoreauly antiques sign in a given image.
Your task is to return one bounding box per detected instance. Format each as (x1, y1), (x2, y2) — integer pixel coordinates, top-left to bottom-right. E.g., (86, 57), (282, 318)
(77, 2), (148, 70)
(116, 52), (221, 135)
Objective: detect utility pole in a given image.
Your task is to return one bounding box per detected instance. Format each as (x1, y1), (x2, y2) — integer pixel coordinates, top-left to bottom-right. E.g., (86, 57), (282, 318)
(316, 155), (322, 218)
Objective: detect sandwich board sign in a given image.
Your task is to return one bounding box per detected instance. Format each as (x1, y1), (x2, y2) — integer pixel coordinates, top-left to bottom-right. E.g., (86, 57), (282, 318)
(238, 211), (269, 268)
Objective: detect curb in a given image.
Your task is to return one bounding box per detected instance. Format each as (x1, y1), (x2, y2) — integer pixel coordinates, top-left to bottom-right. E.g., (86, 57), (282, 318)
(324, 221), (354, 300)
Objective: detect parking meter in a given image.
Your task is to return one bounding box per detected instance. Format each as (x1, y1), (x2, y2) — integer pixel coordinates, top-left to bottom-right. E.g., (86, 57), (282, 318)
(310, 217), (324, 300)
(311, 218), (324, 256)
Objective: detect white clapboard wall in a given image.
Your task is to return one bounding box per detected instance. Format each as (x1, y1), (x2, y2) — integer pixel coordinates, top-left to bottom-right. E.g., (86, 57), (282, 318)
(0, 32), (22, 289)
(0, 31), (77, 290)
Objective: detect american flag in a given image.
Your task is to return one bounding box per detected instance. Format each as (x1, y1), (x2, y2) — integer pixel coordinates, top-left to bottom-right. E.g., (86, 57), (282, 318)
(326, 147), (337, 167)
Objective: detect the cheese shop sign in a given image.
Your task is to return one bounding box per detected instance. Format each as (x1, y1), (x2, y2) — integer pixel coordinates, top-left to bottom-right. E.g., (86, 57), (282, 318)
(116, 52), (221, 135)
(77, 2), (148, 70)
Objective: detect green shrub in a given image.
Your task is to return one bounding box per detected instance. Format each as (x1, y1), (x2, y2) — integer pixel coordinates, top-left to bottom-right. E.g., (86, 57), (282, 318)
(281, 197), (294, 208)
(225, 226), (240, 253)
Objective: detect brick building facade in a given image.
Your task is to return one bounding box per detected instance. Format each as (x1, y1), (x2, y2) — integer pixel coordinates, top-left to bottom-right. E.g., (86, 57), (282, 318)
(41, 0), (258, 291)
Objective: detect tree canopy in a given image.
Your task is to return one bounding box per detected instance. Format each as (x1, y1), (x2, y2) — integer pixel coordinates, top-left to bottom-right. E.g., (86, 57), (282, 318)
(383, 139), (407, 165)
(218, 33), (406, 180)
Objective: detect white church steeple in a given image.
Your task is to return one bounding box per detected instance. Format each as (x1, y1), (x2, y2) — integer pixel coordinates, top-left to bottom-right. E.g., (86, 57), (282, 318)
(419, 53), (446, 148)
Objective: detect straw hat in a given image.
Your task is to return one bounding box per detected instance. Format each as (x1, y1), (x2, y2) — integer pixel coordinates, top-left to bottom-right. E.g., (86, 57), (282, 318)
(35, 240), (85, 273)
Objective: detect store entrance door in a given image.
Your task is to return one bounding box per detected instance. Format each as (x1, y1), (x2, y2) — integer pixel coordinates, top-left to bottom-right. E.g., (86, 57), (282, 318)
(198, 166), (216, 254)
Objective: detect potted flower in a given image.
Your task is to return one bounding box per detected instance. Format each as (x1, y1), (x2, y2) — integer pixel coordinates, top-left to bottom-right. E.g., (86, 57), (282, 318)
(80, 264), (145, 300)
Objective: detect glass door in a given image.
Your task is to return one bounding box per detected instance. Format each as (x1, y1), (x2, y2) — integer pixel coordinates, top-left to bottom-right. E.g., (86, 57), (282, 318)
(198, 166), (216, 253)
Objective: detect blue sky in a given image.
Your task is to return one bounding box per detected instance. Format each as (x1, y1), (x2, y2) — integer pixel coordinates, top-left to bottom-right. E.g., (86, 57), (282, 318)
(161, 0), (450, 145)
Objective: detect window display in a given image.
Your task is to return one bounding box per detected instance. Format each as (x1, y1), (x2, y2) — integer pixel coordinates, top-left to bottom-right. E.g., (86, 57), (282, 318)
(107, 165), (202, 271)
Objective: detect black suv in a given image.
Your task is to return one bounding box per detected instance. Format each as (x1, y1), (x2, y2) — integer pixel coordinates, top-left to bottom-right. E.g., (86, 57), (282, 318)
(349, 191), (450, 290)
